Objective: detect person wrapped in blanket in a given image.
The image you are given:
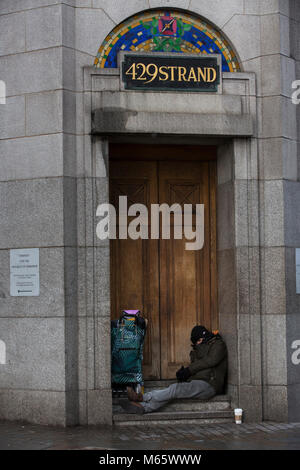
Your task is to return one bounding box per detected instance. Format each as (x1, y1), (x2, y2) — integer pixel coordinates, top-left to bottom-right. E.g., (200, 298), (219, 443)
(122, 325), (228, 414)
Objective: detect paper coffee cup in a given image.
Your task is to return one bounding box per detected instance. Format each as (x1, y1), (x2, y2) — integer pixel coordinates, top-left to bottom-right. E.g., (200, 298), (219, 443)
(234, 408), (243, 424)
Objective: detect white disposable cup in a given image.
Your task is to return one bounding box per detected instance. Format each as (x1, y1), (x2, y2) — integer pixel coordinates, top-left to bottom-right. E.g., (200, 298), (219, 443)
(234, 408), (243, 424)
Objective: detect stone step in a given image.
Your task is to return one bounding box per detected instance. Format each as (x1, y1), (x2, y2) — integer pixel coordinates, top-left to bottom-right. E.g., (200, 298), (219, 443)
(112, 381), (232, 423)
(158, 397), (231, 412)
(113, 395), (231, 413)
(113, 409), (234, 427)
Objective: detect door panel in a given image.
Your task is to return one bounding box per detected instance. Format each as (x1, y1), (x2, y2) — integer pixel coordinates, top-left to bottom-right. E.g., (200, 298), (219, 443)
(159, 161), (216, 379)
(109, 151), (217, 381)
(110, 161), (160, 380)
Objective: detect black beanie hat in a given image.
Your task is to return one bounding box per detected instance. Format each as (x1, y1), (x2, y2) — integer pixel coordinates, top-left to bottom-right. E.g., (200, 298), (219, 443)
(191, 325), (213, 344)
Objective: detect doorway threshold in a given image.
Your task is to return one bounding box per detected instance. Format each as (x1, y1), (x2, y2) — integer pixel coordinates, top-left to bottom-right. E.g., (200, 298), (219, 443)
(113, 384), (232, 426)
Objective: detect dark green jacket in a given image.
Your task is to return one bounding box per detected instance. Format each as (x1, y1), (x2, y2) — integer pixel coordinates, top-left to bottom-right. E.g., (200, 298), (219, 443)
(188, 335), (228, 394)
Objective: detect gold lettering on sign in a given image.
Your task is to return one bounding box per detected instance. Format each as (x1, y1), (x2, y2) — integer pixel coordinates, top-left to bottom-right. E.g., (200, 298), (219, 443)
(197, 67), (207, 82)
(159, 66), (169, 81)
(187, 67), (197, 82)
(136, 63), (147, 80)
(125, 63), (137, 80)
(178, 66), (187, 82)
(124, 59), (218, 86)
(168, 66), (177, 81)
(207, 67), (217, 82)
(145, 63), (158, 83)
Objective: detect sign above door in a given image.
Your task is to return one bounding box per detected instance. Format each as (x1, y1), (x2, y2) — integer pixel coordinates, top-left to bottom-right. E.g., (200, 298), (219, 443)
(120, 52), (221, 93)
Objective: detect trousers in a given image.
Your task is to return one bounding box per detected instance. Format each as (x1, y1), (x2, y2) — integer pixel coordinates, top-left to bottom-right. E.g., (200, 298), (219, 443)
(141, 380), (216, 413)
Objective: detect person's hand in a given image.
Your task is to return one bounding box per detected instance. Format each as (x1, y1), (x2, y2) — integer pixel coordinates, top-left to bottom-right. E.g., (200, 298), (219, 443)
(176, 366), (191, 382)
(176, 366), (184, 381)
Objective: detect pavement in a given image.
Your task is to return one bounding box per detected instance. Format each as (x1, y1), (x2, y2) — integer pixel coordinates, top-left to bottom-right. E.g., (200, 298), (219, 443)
(1, 420), (300, 450)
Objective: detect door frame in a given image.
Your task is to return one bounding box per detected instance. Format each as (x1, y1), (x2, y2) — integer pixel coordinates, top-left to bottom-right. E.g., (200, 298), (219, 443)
(80, 67), (263, 425)
(109, 144), (218, 380)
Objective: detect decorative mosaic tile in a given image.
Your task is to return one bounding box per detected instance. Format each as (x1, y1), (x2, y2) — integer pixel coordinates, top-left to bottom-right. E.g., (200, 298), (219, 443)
(94, 10), (240, 72)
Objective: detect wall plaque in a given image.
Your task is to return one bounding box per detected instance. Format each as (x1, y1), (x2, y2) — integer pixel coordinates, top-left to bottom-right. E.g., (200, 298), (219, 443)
(10, 248), (40, 296)
(120, 52), (221, 92)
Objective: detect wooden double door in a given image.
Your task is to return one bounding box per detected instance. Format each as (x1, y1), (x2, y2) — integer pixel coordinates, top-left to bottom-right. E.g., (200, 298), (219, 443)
(110, 145), (217, 380)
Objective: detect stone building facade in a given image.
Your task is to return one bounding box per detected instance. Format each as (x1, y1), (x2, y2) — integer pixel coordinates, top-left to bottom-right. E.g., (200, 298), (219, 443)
(0, 0), (300, 426)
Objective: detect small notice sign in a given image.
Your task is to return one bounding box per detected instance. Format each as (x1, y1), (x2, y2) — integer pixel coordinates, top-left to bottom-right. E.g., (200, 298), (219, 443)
(10, 248), (40, 296)
(296, 249), (300, 294)
(120, 52), (221, 92)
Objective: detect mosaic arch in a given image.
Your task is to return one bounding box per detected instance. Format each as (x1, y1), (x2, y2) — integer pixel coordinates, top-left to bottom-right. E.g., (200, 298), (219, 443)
(94, 10), (240, 72)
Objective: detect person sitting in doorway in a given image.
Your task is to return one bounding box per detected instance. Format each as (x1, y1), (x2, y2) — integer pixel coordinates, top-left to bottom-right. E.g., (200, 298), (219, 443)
(122, 325), (228, 414)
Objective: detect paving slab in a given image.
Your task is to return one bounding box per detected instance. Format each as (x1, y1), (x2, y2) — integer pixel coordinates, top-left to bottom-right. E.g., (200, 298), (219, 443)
(0, 420), (300, 450)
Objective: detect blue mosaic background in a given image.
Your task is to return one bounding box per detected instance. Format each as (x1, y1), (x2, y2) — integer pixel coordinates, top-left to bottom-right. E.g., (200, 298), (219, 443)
(105, 25), (230, 72)
(95, 11), (240, 72)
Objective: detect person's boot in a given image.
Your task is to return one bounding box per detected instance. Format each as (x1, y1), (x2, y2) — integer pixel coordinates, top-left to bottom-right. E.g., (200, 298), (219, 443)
(121, 401), (145, 414)
(126, 386), (143, 402)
